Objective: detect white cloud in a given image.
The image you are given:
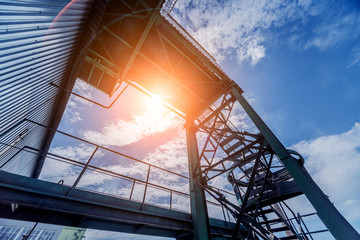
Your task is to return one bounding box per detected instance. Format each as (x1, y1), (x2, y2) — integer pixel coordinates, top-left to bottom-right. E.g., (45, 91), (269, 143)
(82, 110), (182, 147)
(70, 79), (93, 106)
(348, 45), (360, 68)
(65, 110), (82, 123)
(40, 135), (191, 210)
(237, 39), (265, 65)
(228, 102), (257, 132)
(49, 144), (99, 162)
(171, 0), (315, 65)
(144, 136), (188, 172)
(39, 157), (77, 184)
(305, 10), (360, 51)
(292, 122), (360, 222)
(172, 0), (360, 64)
(63, 80), (94, 123)
(39, 144), (102, 184)
(140, 136), (191, 198)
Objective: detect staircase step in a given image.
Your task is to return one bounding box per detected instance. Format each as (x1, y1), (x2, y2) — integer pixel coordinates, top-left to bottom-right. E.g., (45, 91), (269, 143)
(197, 96), (236, 127)
(257, 208), (273, 215)
(279, 235), (298, 240)
(243, 165), (266, 175)
(224, 141), (243, 154)
(259, 218), (282, 225)
(272, 226), (290, 232)
(218, 133), (236, 147)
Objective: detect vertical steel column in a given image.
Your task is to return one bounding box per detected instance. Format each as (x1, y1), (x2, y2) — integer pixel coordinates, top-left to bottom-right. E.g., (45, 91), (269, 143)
(230, 86), (360, 240)
(186, 125), (212, 240)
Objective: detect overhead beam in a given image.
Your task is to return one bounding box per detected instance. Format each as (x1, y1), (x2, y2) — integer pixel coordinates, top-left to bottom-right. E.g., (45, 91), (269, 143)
(103, 26), (211, 106)
(119, 10), (159, 86)
(0, 205), (180, 238)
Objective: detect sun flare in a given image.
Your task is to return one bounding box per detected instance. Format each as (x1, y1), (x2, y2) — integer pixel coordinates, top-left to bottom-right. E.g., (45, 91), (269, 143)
(146, 95), (166, 113)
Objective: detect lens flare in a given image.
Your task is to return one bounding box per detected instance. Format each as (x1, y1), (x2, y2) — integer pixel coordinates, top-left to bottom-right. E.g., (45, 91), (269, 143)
(146, 95), (166, 113)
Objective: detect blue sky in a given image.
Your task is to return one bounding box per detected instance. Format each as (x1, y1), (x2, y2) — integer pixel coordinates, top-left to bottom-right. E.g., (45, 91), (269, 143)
(171, 0), (360, 143)
(35, 0), (360, 239)
(168, 0), (360, 238)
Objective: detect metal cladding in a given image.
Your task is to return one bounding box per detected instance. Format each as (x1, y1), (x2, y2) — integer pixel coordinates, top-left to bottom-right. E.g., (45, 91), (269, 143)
(0, 0), (106, 176)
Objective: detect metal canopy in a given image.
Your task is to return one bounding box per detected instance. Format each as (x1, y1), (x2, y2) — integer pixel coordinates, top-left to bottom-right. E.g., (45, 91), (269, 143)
(78, 0), (232, 118)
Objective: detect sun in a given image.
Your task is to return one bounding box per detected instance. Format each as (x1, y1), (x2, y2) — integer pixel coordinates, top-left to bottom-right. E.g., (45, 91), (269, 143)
(145, 94), (166, 113)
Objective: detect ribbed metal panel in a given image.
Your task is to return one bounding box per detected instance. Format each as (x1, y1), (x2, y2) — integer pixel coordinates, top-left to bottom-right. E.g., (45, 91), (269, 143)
(0, 0), (98, 176)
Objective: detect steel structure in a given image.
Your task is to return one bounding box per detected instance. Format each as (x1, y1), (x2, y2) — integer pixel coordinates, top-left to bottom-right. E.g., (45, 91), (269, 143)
(0, 0), (359, 239)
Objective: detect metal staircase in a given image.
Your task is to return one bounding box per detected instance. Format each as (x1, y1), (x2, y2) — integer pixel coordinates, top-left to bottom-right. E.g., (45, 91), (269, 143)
(193, 91), (321, 239)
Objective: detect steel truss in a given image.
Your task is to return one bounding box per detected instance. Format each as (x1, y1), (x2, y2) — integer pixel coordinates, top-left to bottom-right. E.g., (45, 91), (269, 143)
(185, 86), (360, 240)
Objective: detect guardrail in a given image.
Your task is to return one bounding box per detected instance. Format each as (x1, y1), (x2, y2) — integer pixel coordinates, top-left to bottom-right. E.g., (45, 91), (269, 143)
(0, 118), (236, 222)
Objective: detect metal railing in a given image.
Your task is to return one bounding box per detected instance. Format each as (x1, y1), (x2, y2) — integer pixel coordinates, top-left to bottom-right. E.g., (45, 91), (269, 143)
(0, 118), (236, 221)
(278, 202), (329, 239)
(160, 0), (178, 15)
(159, 0), (232, 82)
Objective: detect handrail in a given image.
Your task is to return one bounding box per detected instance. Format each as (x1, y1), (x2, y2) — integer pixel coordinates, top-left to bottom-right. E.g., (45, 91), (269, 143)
(0, 142), (224, 210)
(2, 118), (235, 197)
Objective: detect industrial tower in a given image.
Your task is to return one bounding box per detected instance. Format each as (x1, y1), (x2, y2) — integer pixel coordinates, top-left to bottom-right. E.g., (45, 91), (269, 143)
(0, 0), (359, 239)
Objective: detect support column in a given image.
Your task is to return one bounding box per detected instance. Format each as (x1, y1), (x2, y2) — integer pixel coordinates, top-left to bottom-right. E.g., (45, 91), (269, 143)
(186, 125), (212, 240)
(230, 86), (360, 240)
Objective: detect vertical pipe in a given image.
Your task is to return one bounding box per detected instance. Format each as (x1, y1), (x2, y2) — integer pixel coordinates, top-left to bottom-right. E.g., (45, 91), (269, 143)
(231, 87), (360, 240)
(129, 180), (136, 200)
(186, 125), (212, 240)
(297, 213), (303, 239)
(298, 213), (314, 240)
(221, 203), (227, 223)
(142, 165), (151, 210)
(22, 222), (38, 240)
(66, 146), (98, 196)
(226, 208), (232, 223)
(170, 190), (172, 210)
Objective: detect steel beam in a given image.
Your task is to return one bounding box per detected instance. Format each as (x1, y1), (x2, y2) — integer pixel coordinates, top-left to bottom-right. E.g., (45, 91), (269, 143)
(0, 170), (235, 239)
(232, 139), (264, 239)
(119, 10), (159, 85)
(230, 86), (360, 240)
(31, 0), (109, 178)
(186, 125), (212, 240)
